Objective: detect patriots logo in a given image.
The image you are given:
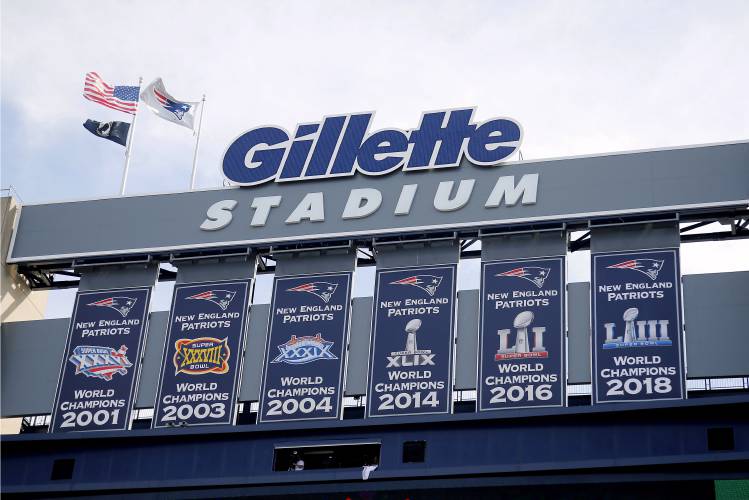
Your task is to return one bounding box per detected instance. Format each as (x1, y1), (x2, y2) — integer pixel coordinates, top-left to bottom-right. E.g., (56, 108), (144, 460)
(154, 88), (191, 120)
(186, 290), (236, 310)
(68, 345), (132, 381)
(497, 267), (550, 289)
(390, 275), (443, 296)
(87, 296), (137, 317)
(287, 282), (338, 303)
(607, 259), (664, 281)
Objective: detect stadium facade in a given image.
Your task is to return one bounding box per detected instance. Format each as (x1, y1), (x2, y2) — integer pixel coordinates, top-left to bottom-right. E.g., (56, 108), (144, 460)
(1, 111), (748, 498)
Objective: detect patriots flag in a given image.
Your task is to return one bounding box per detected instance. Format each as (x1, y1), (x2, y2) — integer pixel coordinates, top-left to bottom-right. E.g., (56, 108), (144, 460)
(287, 282), (338, 303)
(186, 290), (236, 310)
(140, 78), (198, 130)
(390, 275), (443, 296)
(497, 267), (550, 289)
(607, 259), (664, 280)
(87, 296), (137, 318)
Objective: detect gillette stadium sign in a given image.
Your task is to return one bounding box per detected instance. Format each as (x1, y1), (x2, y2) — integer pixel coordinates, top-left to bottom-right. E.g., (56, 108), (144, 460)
(221, 108), (523, 186)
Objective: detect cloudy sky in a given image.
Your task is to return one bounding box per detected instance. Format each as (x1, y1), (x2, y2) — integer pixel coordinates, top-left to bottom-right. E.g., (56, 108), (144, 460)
(1, 0), (747, 316)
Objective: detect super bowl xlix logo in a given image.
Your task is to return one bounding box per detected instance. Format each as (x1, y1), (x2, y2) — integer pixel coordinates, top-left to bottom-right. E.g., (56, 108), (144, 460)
(271, 334), (338, 365)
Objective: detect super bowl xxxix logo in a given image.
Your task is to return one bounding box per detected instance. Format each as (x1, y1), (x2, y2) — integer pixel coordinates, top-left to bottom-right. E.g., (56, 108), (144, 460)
(271, 334), (338, 365)
(173, 337), (230, 375)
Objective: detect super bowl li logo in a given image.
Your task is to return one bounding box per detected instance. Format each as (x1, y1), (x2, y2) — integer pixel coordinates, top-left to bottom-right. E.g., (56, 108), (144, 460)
(494, 266), (552, 360)
(602, 258), (672, 350)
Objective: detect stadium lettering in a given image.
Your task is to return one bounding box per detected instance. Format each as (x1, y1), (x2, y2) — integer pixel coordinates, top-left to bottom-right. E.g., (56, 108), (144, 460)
(200, 173), (539, 231)
(222, 108), (522, 185)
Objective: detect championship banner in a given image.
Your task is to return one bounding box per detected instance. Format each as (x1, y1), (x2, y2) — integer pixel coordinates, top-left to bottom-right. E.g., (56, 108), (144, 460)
(592, 248), (685, 404)
(50, 287), (151, 433)
(153, 280), (251, 428)
(367, 265), (456, 418)
(478, 257), (565, 411)
(259, 273), (351, 423)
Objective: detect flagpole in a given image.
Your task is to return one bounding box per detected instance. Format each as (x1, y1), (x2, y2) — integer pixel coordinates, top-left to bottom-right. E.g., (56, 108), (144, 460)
(121, 76), (143, 196)
(190, 95), (206, 190)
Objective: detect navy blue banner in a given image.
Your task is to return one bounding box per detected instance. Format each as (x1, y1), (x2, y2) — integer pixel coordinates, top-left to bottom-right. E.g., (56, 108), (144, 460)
(478, 257), (565, 411)
(153, 280), (251, 428)
(367, 265), (456, 418)
(259, 273), (351, 423)
(592, 248), (685, 404)
(50, 287), (151, 433)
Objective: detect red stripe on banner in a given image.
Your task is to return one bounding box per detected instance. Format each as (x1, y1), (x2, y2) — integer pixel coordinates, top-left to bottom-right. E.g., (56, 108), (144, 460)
(153, 88), (168, 105)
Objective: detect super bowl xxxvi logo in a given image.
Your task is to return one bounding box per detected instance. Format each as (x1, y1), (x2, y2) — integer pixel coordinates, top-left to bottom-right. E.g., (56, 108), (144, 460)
(173, 337), (230, 375)
(390, 275), (443, 296)
(271, 334), (338, 365)
(68, 345), (132, 381)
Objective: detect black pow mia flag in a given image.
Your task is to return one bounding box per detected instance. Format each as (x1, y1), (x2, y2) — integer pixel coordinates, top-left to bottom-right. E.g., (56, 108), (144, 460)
(83, 119), (130, 147)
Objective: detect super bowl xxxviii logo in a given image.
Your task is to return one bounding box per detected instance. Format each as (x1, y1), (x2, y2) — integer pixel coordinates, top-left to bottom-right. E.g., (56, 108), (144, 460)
(87, 296), (137, 317)
(287, 282), (338, 303)
(68, 345), (132, 381)
(173, 337), (230, 375)
(390, 275), (443, 296)
(271, 334), (338, 365)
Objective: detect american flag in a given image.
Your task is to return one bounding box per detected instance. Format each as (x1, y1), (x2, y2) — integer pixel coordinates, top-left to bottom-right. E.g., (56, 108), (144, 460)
(83, 72), (139, 115)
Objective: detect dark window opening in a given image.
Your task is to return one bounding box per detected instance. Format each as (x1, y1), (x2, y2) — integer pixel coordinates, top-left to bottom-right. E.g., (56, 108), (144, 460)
(50, 458), (75, 480)
(707, 427), (734, 451)
(403, 440), (426, 463)
(273, 443), (380, 472)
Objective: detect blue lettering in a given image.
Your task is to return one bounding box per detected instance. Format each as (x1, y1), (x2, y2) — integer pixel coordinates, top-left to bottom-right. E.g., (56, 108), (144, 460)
(222, 127), (289, 186)
(221, 108), (522, 186)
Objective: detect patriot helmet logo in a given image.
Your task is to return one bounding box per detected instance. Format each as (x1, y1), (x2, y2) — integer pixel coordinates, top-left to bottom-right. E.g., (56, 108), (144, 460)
(271, 334), (338, 365)
(287, 282), (338, 303)
(68, 345), (133, 381)
(607, 259), (664, 281)
(87, 296), (137, 317)
(186, 290), (236, 310)
(390, 275), (443, 296)
(154, 88), (191, 120)
(497, 267), (550, 289)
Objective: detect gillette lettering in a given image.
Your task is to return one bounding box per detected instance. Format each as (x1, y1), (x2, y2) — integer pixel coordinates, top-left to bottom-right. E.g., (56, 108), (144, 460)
(222, 108), (522, 186)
